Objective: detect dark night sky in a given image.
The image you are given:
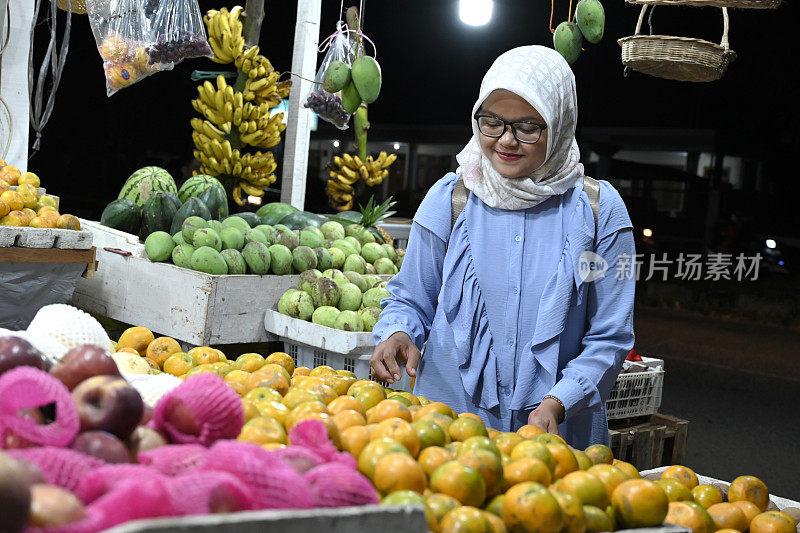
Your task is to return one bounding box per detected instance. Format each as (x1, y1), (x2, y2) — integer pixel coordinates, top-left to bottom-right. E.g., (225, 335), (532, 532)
(27, 0), (799, 234)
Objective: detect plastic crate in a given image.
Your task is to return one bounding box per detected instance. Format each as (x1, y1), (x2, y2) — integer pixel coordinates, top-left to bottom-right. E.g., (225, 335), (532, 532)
(606, 357), (665, 420)
(281, 337), (413, 393)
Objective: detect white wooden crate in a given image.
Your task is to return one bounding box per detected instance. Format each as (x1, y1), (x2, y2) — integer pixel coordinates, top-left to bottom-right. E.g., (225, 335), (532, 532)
(0, 226), (93, 249)
(71, 220), (299, 347)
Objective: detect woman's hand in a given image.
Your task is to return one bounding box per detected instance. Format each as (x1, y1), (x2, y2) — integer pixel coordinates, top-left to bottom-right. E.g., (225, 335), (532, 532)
(370, 332), (421, 384)
(528, 397), (565, 437)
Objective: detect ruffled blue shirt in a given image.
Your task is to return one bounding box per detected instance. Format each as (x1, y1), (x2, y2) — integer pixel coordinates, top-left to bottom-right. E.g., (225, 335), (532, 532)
(372, 173), (636, 448)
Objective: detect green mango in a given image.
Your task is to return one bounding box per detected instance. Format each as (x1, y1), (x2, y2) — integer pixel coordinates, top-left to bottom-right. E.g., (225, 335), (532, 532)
(341, 80), (362, 114)
(323, 60), (351, 93)
(553, 22), (583, 65)
(351, 56), (382, 104)
(575, 0), (605, 44)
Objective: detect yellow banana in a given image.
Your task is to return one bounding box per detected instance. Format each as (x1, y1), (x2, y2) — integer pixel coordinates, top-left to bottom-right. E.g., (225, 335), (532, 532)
(232, 185), (245, 205)
(381, 153), (397, 168)
(240, 182), (264, 196)
(233, 107), (243, 126)
(359, 165), (369, 181)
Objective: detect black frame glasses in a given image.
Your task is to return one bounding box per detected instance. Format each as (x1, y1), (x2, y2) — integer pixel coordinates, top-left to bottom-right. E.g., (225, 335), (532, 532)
(474, 114), (548, 144)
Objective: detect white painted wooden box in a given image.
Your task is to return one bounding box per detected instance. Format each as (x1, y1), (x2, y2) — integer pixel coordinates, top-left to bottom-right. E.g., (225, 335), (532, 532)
(71, 220), (298, 346)
(0, 226), (93, 249)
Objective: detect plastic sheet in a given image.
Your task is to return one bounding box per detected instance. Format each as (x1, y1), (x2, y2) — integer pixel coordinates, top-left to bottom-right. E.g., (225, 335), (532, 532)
(0, 262), (86, 330)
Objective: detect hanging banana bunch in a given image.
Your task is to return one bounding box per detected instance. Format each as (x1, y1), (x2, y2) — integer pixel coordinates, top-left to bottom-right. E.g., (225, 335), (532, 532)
(326, 151), (396, 210)
(192, 7), (292, 206)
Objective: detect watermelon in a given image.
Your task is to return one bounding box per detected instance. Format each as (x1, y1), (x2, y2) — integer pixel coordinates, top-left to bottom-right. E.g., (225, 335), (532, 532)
(161, 191), (182, 212)
(170, 197), (212, 235)
(227, 212), (260, 228)
(198, 185), (229, 220)
(100, 198), (142, 235)
(329, 210), (362, 224)
(256, 202), (297, 223)
(177, 174), (225, 203)
(141, 191), (180, 238)
(279, 211), (328, 230)
(118, 166), (177, 207)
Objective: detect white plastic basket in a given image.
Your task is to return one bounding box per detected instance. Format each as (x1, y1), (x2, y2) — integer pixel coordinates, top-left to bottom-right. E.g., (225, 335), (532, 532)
(606, 356), (665, 420)
(280, 337), (413, 393)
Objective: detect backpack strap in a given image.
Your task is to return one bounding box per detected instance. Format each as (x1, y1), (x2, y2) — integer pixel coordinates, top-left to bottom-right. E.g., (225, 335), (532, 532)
(583, 176), (600, 242)
(451, 176), (469, 230)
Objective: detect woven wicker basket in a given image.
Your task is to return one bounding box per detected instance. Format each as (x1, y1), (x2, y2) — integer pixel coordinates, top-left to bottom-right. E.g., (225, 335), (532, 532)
(626, 0), (780, 9)
(55, 0), (87, 15)
(618, 5), (736, 82)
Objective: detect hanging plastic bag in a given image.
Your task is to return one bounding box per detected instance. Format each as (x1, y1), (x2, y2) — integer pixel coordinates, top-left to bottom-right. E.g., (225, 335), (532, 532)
(303, 24), (359, 130)
(146, 0), (213, 69)
(86, 0), (170, 96)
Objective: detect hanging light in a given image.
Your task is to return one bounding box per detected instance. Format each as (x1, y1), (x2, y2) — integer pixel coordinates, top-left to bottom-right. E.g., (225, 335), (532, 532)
(459, 0), (493, 26)
(393, 142), (401, 150)
(332, 140), (341, 148)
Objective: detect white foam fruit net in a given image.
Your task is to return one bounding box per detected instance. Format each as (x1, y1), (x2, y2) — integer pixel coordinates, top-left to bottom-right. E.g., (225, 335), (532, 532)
(121, 371), (183, 407)
(26, 304), (111, 362)
(0, 328), (67, 365)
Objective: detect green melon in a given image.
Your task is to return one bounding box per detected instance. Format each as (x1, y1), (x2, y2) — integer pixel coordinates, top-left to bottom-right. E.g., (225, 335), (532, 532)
(100, 198), (142, 235)
(279, 211), (328, 230)
(177, 174), (225, 203)
(256, 202), (298, 223)
(118, 166), (177, 207)
(198, 184), (229, 220)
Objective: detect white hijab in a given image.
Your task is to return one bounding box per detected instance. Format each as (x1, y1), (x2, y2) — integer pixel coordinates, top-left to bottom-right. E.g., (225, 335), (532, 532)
(456, 45), (584, 210)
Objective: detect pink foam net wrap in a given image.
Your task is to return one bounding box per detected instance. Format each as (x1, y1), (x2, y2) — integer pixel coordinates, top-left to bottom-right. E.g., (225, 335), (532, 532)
(198, 440), (314, 509)
(289, 419), (356, 468)
(77, 464), (164, 504)
(305, 462), (379, 508)
(0, 367), (79, 447)
(168, 470), (254, 515)
(151, 374), (243, 446)
(136, 444), (208, 476)
(267, 445), (323, 474)
(8, 447), (104, 493)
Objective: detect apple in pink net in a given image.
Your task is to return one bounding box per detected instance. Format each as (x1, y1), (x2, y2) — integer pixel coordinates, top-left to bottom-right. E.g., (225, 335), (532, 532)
(126, 426), (167, 459)
(0, 336), (50, 376)
(2, 408), (43, 450)
(72, 376), (143, 440)
(50, 345), (121, 391)
(70, 431), (131, 463)
(28, 484), (87, 528)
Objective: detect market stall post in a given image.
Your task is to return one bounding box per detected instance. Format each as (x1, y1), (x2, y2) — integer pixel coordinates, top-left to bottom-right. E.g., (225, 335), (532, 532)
(0, 0), (34, 167)
(280, 0), (322, 210)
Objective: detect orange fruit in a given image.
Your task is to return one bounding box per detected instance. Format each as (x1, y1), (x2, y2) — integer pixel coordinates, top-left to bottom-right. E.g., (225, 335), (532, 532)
(296, 381), (338, 405)
(238, 416), (287, 445)
(534, 433), (568, 446)
(664, 501), (713, 533)
(510, 440), (555, 472)
(374, 452), (427, 495)
(661, 465), (699, 490)
(222, 369), (251, 395)
(387, 394), (413, 407)
(358, 438), (410, 480)
(309, 364), (336, 376)
(517, 424), (545, 439)
(485, 493), (504, 517)
(558, 470), (610, 508)
(583, 505), (615, 533)
(458, 436), (501, 458)
(254, 400), (288, 424)
(18, 171), (40, 187)
(28, 216), (54, 229)
(38, 209), (59, 226)
(281, 388), (323, 409)
(656, 478), (695, 502)
(420, 412), (456, 433)
(56, 214), (81, 230)
(457, 448), (504, 498)
(162, 352), (195, 376)
(418, 446), (454, 477)
(612, 459), (641, 479)
(0, 199), (9, 218)
(382, 490), (437, 531)
(611, 479), (669, 528)
(446, 441), (462, 457)
(392, 391), (421, 406)
(503, 481), (564, 533)
(0, 191), (23, 212)
(265, 352), (295, 375)
(368, 399), (413, 424)
(187, 346), (220, 366)
(145, 337), (182, 366)
(439, 506), (493, 533)
(430, 461), (486, 507)
(449, 417), (488, 442)
(15, 183), (39, 209)
(587, 464), (629, 495)
(240, 398), (260, 422)
(551, 489), (587, 533)
(247, 366), (290, 395)
(546, 443), (580, 480)
(351, 384), (387, 411)
(39, 195), (57, 209)
(292, 366), (311, 377)
(244, 387), (283, 403)
(115, 347), (139, 355)
(707, 502), (749, 532)
(285, 401), (328, 430)
(691, 484), (723, 509)
(493, 432), (523, 456)
(117, 326), (154, 354)
(325, 375), (356, 396)
(341, 425), (371, 457)
(728, 475), (770, 511)
(328, 395), (366, 415)
(750, 511), (797, 533)
(333, 409), (367, 432)
(503, 457), (552, 488)
(0, 166), (21, 185)
(185, 363), (223, 378)
(584, 444), (614, 465)
(414, 401), (457, 421)
(233, 352), (266, 373)
(427, 492), (462, 526)
(0, 211), (26, 226)
(573, 449), (593, 471)
(459, 412), (484, 423)
(371, 417), (421, 457)
(413, 419), (449, 450)
(483, 510), (506, 533)
(732, 500), (762, 526)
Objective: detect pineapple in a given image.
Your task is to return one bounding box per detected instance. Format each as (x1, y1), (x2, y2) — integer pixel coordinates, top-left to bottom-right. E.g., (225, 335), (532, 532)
(330, 195), (396, 245)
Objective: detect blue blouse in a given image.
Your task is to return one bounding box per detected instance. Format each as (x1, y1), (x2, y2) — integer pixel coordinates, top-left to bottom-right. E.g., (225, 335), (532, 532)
(372, 173), (636, 448)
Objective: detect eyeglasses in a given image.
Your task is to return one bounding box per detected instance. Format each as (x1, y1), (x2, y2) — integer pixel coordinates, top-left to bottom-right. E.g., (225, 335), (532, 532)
(474, 114), (547, 144)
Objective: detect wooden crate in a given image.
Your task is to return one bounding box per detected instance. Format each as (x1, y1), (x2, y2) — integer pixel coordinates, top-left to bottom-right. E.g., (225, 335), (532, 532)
(609, 413), (689, 470)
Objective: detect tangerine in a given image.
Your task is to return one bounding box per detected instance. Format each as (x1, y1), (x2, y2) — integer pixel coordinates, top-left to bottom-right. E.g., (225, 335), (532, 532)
(244, 387), (283, 403)
(485, 494), (504, 517)
(503, 457), (552, 488)
(449, 416), (488, 442)
(551, 489), (587, 533)
(728, 475), (770, 512)
(584, 444), (614, 465)
(368, 399), (413, 424)
(413, 419), (449, 450)
(510, 440), (556, 473)
(656, 477), (695, 502)
(483, 510), (507, 533)
(493, 432), (524, 456)
(341, 425), (372, 457)
(117, 326), (154, 354)
(439, 507), (493, 533)
(546, 443), (579, 479)
(583, 505), (615, 533)
(664, 501), (713, 533)
(707, 502), (749, 532)
(414, 402), (457, 421)
(281, 388), (323, 410)
(255, 400), (289, 425)
(265, 352), (295, 375)
(458, 448), (505, 498)
(333, 409), (367, 432)
(503, 481), (564, 533)
(374, 452), (428, 495)
(240, 398), (260, 422)
(418, 446), (454, 477)
(517, 424), (546, 439)
(371, 417), (421, 457)
(233, 352), (266, 373)
(145, 337), (182, 367)
(732, 500), (762, 526)
(750, 511), (797, 533)
(358, 438), (411, 480)
(612, 459), (641, 479)
(587, 464), (629, 495)
(381, 490), (437, 532)
(328, 395), (366, 415)
(430, 461), (487, 507)
(611, 479), (669, 528)
(661, 465), (699, 490)
(458, 436), (501, 458)
(246, 367), (290, 395)
(427, 492), (462, 526)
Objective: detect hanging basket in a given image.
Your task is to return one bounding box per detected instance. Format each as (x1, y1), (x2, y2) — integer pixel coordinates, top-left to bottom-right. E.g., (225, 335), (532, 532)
(618, 5), (736, 82)
(55, 0), (87, 15)
(625, 0), (780, 9)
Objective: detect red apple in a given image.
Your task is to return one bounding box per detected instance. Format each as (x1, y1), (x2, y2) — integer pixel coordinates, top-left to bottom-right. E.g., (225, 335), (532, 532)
(72, 376), (143, 440)
(28, 484), (87, 528)
(209, 484), (248, 513)
(140, 403), (154, 425)
(50, 344), (121, 391)
(2, 408), (43, 450)
(70, 431), (131, 463)
(0, 452), (31, 533)
(126, 426), (167, 460)
(162, 399), (202, 438)
(0, 336), (49, 376)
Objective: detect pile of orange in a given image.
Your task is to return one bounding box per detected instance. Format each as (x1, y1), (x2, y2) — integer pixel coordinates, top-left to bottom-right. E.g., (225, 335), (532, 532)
(0, 161), (80, 230)
(112, 325), (798, 533)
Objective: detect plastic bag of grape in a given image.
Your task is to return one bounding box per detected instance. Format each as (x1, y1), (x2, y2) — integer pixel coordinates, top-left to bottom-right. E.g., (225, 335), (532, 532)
(145, 0), (212, 70)
(85, 0), (173, 96)
(304, 24), (359, 130)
